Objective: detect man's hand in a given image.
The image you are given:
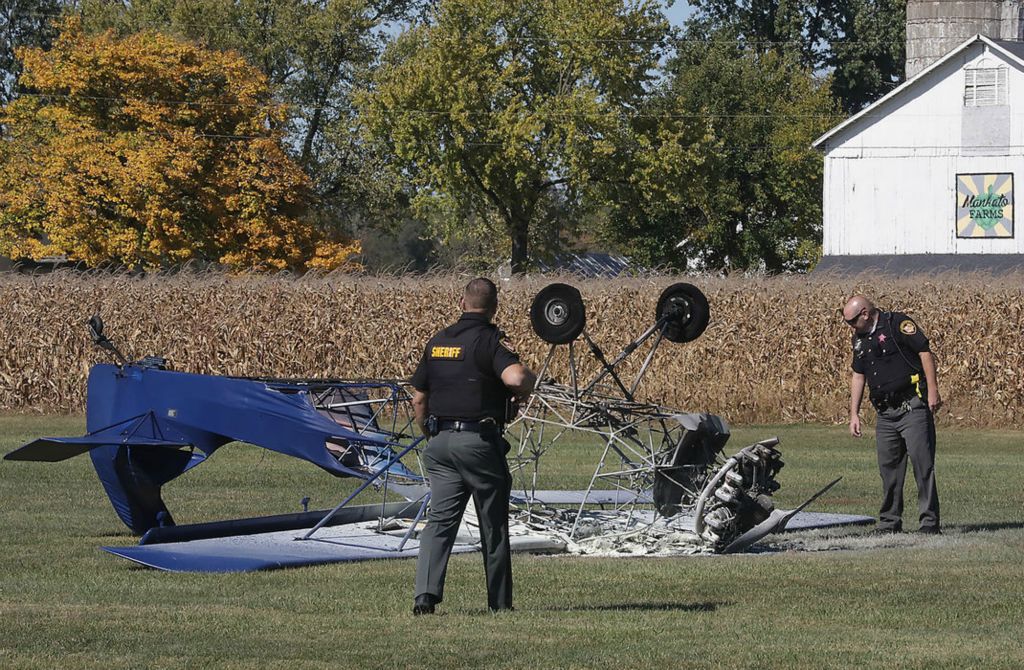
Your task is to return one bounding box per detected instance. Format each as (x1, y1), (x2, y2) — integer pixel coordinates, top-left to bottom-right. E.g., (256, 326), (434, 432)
(411, 389), (430, 438)
(920, 352), (941, 413)
(849, 372), (865, 439)
(501, 364), (536, 402)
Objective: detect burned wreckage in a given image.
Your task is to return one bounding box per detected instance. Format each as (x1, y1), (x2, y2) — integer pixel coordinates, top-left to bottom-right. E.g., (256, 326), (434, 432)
(5, 283), (861, 572)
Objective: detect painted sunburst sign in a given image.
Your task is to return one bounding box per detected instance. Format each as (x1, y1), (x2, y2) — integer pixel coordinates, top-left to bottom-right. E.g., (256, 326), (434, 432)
(957, 173), (1014, 238)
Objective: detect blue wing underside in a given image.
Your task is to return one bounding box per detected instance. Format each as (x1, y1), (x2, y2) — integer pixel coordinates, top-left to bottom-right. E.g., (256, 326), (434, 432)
(5, 364), (421, 534)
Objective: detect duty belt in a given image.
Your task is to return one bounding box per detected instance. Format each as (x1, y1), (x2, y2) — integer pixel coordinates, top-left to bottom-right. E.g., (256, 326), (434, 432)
(870, 386), (918, 412)
(434, 418), (502, 434)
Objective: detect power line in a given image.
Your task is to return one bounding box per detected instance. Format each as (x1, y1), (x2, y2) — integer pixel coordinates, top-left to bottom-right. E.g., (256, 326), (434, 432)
(16, 91), (272, 108)
(9, 91), (851, 120)
(1, 8), (925, 47)
(0, 119), (273, 141)
(23, 91), (1024, 126)
(5, 114), (1017, 154)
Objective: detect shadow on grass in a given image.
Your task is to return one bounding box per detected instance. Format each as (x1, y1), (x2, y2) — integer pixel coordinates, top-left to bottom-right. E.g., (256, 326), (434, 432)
(952, 521), (1024, 533)
(543, 600), (727, 613)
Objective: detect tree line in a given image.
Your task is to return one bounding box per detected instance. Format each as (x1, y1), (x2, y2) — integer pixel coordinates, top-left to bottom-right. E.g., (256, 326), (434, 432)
(0, 0), (906, 273)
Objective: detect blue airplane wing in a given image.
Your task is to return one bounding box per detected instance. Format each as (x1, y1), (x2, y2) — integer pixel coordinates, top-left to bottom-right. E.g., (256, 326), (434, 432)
(6, 363), (422, 534)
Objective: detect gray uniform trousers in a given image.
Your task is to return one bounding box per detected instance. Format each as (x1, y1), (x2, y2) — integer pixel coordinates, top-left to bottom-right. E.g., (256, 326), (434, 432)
(875, 395), (940, 531)
(414, 429), (513, 610)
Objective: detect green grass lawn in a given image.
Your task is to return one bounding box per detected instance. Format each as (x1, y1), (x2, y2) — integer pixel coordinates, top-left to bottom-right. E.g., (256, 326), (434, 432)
(1, 415), (1022, 669)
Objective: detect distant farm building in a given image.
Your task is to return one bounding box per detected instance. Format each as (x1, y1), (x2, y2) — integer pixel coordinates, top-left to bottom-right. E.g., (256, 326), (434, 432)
(815, 0), (1024, 273)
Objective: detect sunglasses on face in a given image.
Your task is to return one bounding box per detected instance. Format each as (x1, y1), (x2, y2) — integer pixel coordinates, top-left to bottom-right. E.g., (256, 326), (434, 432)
(844, 309), (865, 326)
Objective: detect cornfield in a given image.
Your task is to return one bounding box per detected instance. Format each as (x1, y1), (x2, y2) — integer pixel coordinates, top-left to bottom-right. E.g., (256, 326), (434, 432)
(1, 270), (1021, 428)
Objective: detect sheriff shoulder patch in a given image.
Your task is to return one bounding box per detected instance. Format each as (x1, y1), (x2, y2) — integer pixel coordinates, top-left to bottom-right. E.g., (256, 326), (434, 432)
(430, 345), (463, 360)
(899, 320), (917, 336)
(500, 337), (518, 356)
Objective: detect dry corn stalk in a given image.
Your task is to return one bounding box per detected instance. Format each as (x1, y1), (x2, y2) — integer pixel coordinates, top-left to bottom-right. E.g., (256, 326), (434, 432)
(1, 270), (1021, 428)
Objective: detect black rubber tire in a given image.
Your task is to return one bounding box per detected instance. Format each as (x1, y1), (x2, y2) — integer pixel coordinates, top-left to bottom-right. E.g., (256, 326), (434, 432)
(655, 283), (710, 343)
(530, 283), (586, 344)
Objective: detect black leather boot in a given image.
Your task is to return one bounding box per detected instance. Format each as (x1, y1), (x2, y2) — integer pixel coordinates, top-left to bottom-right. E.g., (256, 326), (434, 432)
(413, 594), (438, 615)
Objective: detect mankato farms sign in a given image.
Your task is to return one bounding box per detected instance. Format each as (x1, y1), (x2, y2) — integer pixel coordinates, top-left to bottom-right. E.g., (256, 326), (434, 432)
(956, 173), (1014, 238)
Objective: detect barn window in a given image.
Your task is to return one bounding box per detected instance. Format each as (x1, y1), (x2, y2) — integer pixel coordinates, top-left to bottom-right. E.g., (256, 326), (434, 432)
(964, 67), (1007, 107)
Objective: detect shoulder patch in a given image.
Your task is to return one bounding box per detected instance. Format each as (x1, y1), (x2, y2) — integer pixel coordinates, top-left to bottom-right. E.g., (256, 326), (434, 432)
(899, 320), (917, 336)
(495, 329), (518, 355)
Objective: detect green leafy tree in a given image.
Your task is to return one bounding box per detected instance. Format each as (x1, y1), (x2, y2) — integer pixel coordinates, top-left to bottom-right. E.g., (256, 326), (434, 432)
(686, 0), (906, 112)
(582, 87), (718, 271)
(829, 0), (905, 110)
(643, 30), (838, 271)
(358, 0), (674, 272)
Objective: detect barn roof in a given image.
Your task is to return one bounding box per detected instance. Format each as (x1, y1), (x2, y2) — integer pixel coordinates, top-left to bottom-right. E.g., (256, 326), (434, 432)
(815, 254), (1024, 275)
(813, 35), (1024, 149)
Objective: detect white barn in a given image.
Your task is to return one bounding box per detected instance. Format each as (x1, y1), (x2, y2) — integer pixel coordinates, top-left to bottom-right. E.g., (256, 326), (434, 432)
(813, 35), (1024, 273)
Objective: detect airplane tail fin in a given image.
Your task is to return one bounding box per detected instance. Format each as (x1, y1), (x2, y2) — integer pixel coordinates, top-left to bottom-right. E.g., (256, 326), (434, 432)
(4, 435), (192, 462)
(5, 430), (198, 535)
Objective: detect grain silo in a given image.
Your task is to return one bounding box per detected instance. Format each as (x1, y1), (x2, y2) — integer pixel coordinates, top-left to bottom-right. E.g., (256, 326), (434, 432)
(906, 0), (1024, 78)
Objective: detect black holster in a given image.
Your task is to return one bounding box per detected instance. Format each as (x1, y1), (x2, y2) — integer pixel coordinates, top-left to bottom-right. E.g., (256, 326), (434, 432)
(870, 386), (917, 412)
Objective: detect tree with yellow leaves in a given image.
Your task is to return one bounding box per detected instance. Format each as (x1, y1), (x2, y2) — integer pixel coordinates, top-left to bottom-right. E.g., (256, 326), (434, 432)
(0, 19), (359, 270)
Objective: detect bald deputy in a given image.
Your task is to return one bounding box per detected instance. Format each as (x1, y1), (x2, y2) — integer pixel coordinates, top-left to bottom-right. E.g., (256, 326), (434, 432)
(410, 278), (536, 615)
(842, 295), (942, 535)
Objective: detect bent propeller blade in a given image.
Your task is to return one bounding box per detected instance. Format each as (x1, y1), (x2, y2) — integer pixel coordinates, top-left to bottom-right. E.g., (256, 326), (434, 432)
(721, 477), (844, 554)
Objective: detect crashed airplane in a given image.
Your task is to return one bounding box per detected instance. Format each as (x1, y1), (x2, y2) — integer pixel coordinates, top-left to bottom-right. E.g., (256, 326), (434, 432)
(4, 283), (869, 571)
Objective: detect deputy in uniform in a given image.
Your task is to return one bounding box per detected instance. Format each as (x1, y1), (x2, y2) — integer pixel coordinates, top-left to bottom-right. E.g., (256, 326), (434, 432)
(410, 278), (536, 615)
(843, 295), (942, 534)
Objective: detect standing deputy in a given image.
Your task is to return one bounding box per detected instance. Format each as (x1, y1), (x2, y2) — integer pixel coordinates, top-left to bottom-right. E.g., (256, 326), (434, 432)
(843, 295), (942, 534)
(410, 278), (536, 615)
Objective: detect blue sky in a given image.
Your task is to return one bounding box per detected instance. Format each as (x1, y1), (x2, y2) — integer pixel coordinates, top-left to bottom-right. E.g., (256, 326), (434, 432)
(661, 1), (695, 29)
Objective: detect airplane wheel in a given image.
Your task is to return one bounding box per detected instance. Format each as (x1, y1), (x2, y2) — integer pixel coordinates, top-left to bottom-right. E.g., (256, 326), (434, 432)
(655, 283), (710, 343)
(530, 283), (586, 344)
